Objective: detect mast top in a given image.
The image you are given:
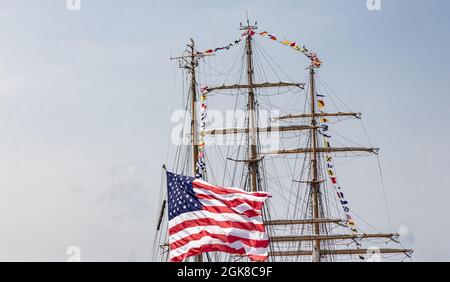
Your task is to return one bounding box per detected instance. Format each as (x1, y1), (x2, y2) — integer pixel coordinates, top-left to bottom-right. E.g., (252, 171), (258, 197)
(240, 13), (258, 31)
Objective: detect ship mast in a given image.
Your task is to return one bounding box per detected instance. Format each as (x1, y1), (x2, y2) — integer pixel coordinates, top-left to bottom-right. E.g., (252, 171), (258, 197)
(188, 39), (202, 262)
(242, 19), (259, 192)
(188, 39), (200, 178)
(171, 39), (213, 178)
(189, 39), (202, 262)
(171, 38), (213, 262)
(309, 65), (321, 262)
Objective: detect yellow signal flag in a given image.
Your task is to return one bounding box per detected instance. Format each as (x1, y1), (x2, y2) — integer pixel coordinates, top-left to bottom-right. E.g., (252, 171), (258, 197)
(318, 99), (325, 109)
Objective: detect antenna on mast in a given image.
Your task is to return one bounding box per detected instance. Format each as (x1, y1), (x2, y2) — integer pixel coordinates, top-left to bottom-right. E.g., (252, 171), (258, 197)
(240, 13), (258, 31)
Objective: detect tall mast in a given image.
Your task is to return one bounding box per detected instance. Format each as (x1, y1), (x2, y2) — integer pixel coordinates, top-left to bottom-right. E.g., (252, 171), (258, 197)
(187, 39), (199, 178)
(309, 65), (321, 262)
(242, 19), (259, 192)
(187, 39), (203, 262)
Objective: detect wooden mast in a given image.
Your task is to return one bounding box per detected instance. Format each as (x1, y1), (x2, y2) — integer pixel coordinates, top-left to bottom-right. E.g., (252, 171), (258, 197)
(188, 39), (203, 262)
(242, 19), (259, 193)
(309, 65), (321, 262)
(187, 39), (199, 178)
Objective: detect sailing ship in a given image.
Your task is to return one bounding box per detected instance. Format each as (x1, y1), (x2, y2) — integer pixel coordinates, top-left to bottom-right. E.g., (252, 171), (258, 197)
(152, 19), (413, 262)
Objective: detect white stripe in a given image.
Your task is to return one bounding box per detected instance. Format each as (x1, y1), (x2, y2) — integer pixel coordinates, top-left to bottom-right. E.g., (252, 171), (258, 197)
(198, 198), (227, 208)
(169, 225), (267, 244)
(193, 179), (270, 198)
(194, 187), (268, 203)
(232, 203), (254, 213)
(199, 198), (255, 214)
(169, 236), (268, 259)
(168, 210), (264, 229)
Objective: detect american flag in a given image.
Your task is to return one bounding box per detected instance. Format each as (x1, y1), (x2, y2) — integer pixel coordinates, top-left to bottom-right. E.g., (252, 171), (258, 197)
(166, 172), (271, 262)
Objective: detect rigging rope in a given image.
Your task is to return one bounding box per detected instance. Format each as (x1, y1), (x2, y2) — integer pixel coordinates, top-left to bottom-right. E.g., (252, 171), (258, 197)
(258, 31), (322, 68)
(360, 117), (393, 233)
(196, 31), (249, 55)
(317, 96), (365, 260)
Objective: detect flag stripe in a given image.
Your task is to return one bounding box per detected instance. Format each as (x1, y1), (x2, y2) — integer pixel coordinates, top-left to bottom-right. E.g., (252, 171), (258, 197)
(170, 230), (269, 250)
(199, 197), (258, 215)
(171, 244), (268, 262)
(197, 194), (258, 214)
(170, 225), (267, 244)
(168, 210), (266, 229)
(170, 238), (269, 261)
(194, 186), (268, 203)
(201, 204), (261, 218)
(194, 189), (264, 210)
(193, 180), (270, 198)
(169, 217), (266, 236)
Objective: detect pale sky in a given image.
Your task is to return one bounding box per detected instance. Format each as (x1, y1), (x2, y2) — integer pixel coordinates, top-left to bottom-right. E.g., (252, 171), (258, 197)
(0, 0), (449, 261)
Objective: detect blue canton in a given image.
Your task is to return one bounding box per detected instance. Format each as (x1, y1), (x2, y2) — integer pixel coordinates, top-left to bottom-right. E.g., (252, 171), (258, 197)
(167, 172), (203, 220)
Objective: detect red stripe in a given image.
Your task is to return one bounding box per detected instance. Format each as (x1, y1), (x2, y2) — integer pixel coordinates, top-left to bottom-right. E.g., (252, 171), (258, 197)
(196, 193), (264, 211)
(169, 217), (265, 236)
(193, 180), (270, 198)
(170, 230), (269, 250)
(202, 205), (261, 218)
(170, 244), (268, 262)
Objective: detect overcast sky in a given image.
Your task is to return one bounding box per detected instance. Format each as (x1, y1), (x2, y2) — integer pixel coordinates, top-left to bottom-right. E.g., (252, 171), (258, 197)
(0, 0), (449, 261)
